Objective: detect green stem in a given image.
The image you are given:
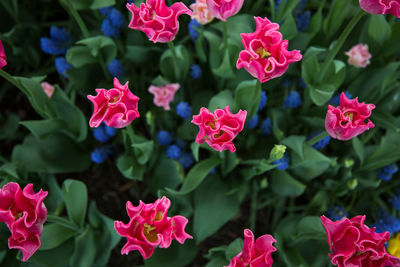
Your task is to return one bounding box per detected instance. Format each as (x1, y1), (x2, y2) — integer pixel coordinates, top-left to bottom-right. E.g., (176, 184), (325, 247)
(47, 214), (80, 231)
(63, 0), (89, 38)
(223, 22), (228, 51)
(307, 131), (329, 146)
(318, 10), (364, 82)
(249, 181), (258, 231)
(0, 69), (22, 89)
(268, 0), (275, 21)
(167, 41), (179, 81)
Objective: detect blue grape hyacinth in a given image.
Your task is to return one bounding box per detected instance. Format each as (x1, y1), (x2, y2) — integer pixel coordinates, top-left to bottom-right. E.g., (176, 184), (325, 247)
(247, 114), (259, 129)
(55, 57), (72, 78)
(100, 8), (124, 38)
(329, 91), (352, 106)
(296, 11), (311, 32)
(166, 145), (181, 160)
(157, 130), (172, 146)
(91, 146), (113, 164)
(273, 154), (290, 170)
(326, 205), (348, 221)
(283, 90), (302, 109)
(309, 131), (331, 150)
(107, 59), (125, 77)
(190, 64), (202, 79)
(372, 209), (400, 234)
(40, 26), (71, 55)
(258, 91), (268, 111)
(176, 102), (192, 120)
(261, 117), (272, 136)
(179, 152), (194, 169)
(188, 19), (201, 41)
(390, 190), (400, 211)
(93, 123), (117, 143)
(379, 164), (399, 182)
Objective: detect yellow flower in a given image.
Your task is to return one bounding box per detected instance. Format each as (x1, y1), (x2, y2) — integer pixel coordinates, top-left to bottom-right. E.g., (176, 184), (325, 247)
(388, 232), (400, 258)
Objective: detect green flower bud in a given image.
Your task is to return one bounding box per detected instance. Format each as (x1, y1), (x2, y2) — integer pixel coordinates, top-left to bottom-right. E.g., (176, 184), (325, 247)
(269, 145), (287, 162)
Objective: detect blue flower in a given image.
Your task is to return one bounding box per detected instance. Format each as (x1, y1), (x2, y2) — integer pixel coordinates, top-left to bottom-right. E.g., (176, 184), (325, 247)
(309, 131), (331, 150)
(329, 91), (352, 106)
(166, 145), (181, 160)
(261, 117), (272, 136)
(179, 152), (194, 169)
(273, 154), (290, 170)
(190, 64), (202, 79)
(247, 114), (259, 129)
(40, 26), (71, 55)
(296, 11), (311, 32)
(107, 59), (125, 77)
(55, 57), (72, 78)
(283, 90), (301, 109)
(176, 102), (192, 120)
(258, 90), (268, 111)
(390, 190), (400, 211)
(175, 138), (187, 149)
(276, 0), (282, 11)
(108, 8), (124, 28)
(93, 123), (117, 142)
(379, 164), (399, 182)
(372, 209), (400, 234)
(99, 7), (112, 16)
(296, 0), (309, 12)
(326, 205), (348, 221)
(298, 78), (307, 89)
(188, 19), (201, 41)
(157, 130), (172, 146)
(101, 18), (122, 37)
(91, 146), (113, 164)
(282, 77), (292, 88)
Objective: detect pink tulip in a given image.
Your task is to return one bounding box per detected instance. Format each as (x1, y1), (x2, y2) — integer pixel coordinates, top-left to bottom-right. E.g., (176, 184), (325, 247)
(87, 77), (140, 128)
(325, 92), (375, 141)
(41, 82), (55, 98)
(236, 17), (302, 83)
(226, 229), (276, 267)
(0, 40), (7, 69)
(345, 44), (372, 68)
(0, 182), (48, 262)
(126, 0), (192, 43)
(206, 0), (243, 21)
(114, 196), (192, 259)
(191, 106), (247, 153)
(190, 0), (214, 24)
(359, 0), (400, 17)
(321, 215), (400, 267)
(148, 83), (179, 111)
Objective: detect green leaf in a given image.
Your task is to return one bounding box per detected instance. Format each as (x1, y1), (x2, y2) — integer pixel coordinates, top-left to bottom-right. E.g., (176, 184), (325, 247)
(292, 216), (326, 244)
(131, 140), (154, 165)
(208, 90), (234, 111)
(90, 0), (115, 9)
(67, 0), (93, 10)
(116, 155), (145, 181)
(276, 0), (299, 22)
(145, 240), (199, 267)
(234, 80), (260, 120)
(77, 36), (116, 62)
(372, 109), (400, 133)
(39, 224), (77, 250)
(0, 113), (19, 140)
(323, 0), (349, 37)
(291, 145), (331, 180)
(29, 238), (75, 267)
(167, 157), (222, 195)
(195, 26), (207, 62)
(69, 227), (96, 267)
(352, 137), (365, 165)
(66, 46), (97, 68)
(147, 156), (181, 193)
(11, 134), (91, 173)
(270, 171), (306, 197)
(309, 7), (322, 34)
(225, 238), (244, 262)
(368, 15), (391, 45)
(281, 136), (306, 160)
(62, 179), (88, 227)
(194, 176), (240, 241)
(280, 13), (298, 40)
(213, 49), (235, 78)
(160, 44), (190, 82)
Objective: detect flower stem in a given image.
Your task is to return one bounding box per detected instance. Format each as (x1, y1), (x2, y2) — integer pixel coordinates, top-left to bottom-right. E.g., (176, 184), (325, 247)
(306, 131), (330, 146)
(62, 0), (90, 38)
(249, 181), (258, 231)
(318, 10), (364, 82)
(167, 41), (179, 81)
(47, 214), (80, 231)
(223, 22), (228, 51)
(0, 69), (26, 94)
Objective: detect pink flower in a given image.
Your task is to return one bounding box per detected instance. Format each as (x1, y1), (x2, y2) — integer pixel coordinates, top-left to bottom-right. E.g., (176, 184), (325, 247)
(320, 215), (400, 267)
(87, 77), (140, 128)
(236, 17), (302, 83)
(205, 0), (243, 21)
(191, 106), (247, 153)
(0, 182), (48, 262)
(359, 0), (400, 17)
(41, 82), (55, 98)
(345, 44), (372, 68)
(226, 229), (276, 267)
(325, 92), (375, 141)
(126, 0), (192, 43)
(114, 196), (192, 259)
(0, 40), (7, 69)
(148, 83), (179, 111)
(190, 0), (214, 24)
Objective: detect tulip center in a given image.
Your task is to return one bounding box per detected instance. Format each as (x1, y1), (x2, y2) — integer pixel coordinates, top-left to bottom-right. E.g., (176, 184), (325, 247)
(13, 212), (23, 220)
(206, 120), (217, 130)
(213, 130), (225, 139)
(344, 111), (354, 121)
(143, 223), (158, 242)
(255, 46), (271, 59)
(154, 211), (163, 221)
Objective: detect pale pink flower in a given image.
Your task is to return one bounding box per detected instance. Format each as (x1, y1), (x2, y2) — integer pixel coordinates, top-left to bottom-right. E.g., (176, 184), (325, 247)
(0, 40), (7, 69)
(191, 106), (247, 153)
(345, 44), (372, 68)
(126, 0), (192, 43)
(190, 0), (214, 24)
(0, 182), (48, 262)
(206, 0), (244, 21)
(114, 196), (192, 259)
(359, 0), (400, 17)
(226, 229), (276, 267)
(41, 82), (55, 98)
(325, 92), (375, 141)
(87, 77), (140, 128)
(236, 16), (302, 83)
(321, 215), (400, 267)
(148, 83), (179, 111)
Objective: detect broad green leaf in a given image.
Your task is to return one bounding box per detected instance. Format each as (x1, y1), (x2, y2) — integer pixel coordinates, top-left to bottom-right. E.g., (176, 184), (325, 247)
(234, 80), (260, 120)
(39, 224), (77, 250)
(291, 145), (331, 180)
(145, 240), (199, 267)
(77, 36), (116, 62)
(281, 136), (306, 160)
(225, 238), (244, 262)
(62, 179), (88, 227)
(131, 140), (154, 165)
(29, 238), (75, 267)
(70, 227), (96, 267)
(208, 90), (234, 111)
(280, 13), (297, 40)
(213, 49), (235, 78)
(0, 113), (19, 140)
(147, 156), (181, 194)
(90, 0), (115, 9)
(160, 44), (190, 82)
(66, 46), (97, 68)
(323, 0), (349, 37)
(352, 137), (364, 165)
(270, 171), (306, 197)
(368, 15), (391, 45)
(116, 155), (145, 181)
